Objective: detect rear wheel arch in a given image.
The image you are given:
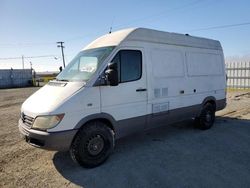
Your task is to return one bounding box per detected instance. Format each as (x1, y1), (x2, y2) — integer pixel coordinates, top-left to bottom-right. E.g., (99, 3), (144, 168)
(205, 100), (216, 110)
(195, 96), (216, 118)
(195, 102), (216, 130)
(202, 96), (216, 110)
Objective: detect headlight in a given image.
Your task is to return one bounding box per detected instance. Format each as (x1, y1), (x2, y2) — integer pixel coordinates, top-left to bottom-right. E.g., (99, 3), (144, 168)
(32, 114), (64, 130)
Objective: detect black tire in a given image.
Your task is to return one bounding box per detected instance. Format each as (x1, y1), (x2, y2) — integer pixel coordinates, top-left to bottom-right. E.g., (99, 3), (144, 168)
(195, 103), (215, 130)
(70, 121), (115, 168)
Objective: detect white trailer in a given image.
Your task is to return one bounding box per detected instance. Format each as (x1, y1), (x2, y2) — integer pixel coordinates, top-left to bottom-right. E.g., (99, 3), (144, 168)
(19, 28), (226, 167)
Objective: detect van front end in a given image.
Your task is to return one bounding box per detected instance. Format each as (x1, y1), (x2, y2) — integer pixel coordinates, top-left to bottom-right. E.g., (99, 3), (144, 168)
(17, 77), (89, 150)
(18, 44), (117, 168)
(18, 113), (78, 151)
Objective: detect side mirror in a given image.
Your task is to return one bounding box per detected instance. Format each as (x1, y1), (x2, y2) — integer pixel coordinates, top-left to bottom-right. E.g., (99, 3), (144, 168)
(105, 63), (118, 86)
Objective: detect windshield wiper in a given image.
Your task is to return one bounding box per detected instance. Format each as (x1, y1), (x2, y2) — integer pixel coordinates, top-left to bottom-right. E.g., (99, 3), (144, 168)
(56, 79), (69, 82)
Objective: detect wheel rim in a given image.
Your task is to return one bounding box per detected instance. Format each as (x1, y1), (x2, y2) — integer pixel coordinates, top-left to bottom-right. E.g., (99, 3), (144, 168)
(205, 111), (212, 122)
(86, 135), (105, 156)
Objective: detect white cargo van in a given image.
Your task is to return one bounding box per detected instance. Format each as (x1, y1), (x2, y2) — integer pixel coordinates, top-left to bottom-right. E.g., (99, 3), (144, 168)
(19, 28), (226, 167)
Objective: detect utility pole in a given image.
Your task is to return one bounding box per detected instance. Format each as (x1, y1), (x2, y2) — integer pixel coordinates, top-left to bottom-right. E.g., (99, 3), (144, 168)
(30, 61), (32, 70)
(57, 41), (66, 68)
(22, 55), (24, 69)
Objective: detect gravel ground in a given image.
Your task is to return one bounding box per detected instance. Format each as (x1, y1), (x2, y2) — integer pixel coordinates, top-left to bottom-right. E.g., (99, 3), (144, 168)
(0, 87), (249, 188)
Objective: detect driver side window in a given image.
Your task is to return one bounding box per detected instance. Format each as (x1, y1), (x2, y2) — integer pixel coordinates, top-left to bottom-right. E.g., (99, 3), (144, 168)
(111, 50), (142, 83)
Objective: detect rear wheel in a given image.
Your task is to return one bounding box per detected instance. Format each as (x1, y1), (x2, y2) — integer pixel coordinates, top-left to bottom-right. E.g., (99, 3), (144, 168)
(195, 103), (215, 130)
(70, 121), (115, 168)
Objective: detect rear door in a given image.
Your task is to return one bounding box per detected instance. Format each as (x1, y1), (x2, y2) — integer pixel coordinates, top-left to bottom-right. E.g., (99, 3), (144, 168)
(100, 47), (147, 137)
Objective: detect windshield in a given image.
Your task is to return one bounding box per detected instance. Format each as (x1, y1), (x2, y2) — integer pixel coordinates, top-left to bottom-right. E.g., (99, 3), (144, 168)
(56, 46), (115, 82)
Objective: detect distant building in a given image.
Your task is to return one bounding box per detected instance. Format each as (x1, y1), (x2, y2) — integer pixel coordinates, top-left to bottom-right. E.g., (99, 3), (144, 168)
(0, 69), (33, 89)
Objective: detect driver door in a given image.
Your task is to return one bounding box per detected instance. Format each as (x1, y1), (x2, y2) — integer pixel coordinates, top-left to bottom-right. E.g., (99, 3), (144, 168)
(100, 48), (148, 137)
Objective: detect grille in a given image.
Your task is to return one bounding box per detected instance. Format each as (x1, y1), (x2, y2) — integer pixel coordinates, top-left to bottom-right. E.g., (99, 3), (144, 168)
(21, 113), (34, 128)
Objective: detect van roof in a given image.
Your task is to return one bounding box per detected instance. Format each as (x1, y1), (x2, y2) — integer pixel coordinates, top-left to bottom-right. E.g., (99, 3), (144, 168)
(83, 28), (222, 51)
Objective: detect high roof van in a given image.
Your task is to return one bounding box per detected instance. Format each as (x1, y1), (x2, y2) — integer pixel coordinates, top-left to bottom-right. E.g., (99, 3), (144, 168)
(19, 28), (226, 168)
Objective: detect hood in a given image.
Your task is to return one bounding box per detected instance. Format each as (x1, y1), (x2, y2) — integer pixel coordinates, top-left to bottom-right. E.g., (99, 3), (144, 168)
(21, 81), (84, 117)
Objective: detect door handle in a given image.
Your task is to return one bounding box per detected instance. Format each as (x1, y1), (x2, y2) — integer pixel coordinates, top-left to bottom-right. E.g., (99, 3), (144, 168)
(136, 88), (147, 92)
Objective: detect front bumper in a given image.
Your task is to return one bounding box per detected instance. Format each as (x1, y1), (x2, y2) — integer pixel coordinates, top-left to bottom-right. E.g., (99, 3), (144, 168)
(18, 119), (78, 151)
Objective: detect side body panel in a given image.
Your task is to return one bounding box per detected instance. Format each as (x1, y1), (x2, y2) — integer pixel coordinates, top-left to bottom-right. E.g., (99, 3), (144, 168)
(144, 41), (226, 130)
(81, 40), (225, 139)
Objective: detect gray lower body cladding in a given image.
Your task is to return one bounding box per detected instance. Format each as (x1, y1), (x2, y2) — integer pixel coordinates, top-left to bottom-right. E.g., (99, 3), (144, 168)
(18, 119), (77, 151)
(18, 98), (226, 151)
(115, 98), (226, 138)
(216, 98), (226, 111)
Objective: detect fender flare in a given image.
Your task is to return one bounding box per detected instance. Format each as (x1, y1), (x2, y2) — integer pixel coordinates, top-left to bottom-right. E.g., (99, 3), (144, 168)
(201, 96), (216, 107)
(197, 96), (216, 116)
(74, 113), (117, 131)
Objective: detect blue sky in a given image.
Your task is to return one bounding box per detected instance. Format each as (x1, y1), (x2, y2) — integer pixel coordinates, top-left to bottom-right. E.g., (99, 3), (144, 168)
(0, 0), (250, 71)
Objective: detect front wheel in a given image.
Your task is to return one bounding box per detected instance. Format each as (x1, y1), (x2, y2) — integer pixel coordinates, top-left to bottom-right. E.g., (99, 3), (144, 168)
(195, 103), (215, 130)
(70, 121), (115, 168)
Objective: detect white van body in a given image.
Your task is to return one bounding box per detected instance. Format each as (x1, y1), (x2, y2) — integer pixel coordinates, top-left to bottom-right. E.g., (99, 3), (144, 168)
(19, 28), (226, 165)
